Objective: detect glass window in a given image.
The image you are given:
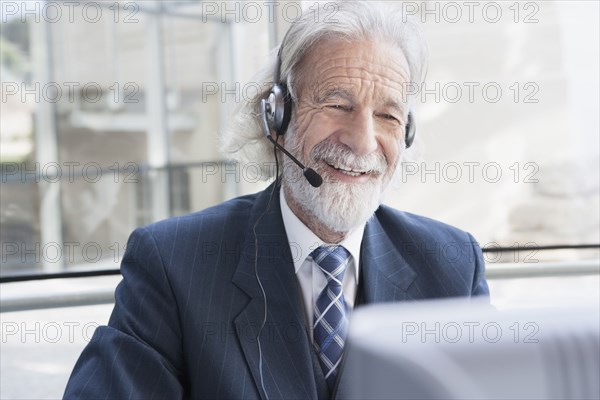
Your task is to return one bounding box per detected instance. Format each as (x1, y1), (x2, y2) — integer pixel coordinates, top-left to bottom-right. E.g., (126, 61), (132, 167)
(1, 1), (269, 275)
(1, 0), (598, 276)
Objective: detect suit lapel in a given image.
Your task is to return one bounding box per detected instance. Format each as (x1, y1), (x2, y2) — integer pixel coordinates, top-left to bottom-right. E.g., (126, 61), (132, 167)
(359, 212), (418, 303)
(335, 212), (419, 399)
(232, 184), (323, 400)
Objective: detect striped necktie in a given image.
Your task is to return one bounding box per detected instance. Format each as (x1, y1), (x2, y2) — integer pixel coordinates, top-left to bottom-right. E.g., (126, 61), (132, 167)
(311, 245), (351, 392)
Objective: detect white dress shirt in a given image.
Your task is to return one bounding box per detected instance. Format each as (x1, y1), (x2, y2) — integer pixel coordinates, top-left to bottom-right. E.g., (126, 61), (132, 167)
(279, 190), (364, 342)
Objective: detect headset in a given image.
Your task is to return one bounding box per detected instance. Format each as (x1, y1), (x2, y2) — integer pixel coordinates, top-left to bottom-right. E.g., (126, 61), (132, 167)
(259, 44), (322, 187)
(260, 43), (417, 185)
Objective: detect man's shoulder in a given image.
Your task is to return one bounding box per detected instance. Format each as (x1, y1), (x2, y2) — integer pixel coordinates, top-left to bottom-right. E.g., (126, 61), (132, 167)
(136, 190), (261, 240)
(375, 204), (475, 242)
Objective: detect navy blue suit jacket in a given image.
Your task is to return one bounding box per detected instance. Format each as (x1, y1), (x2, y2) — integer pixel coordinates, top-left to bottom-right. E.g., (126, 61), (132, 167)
(64, 184), (488, 399)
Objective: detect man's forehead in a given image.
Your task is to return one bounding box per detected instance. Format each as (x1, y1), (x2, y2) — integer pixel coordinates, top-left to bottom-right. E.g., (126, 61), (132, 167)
(298, 39), (411, 103)
(303, 37), (409, 74)
(306, 66), (410, 109)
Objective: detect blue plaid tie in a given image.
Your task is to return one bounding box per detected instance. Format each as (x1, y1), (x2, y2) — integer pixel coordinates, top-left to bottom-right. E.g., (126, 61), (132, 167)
(311, 245), (351, 391)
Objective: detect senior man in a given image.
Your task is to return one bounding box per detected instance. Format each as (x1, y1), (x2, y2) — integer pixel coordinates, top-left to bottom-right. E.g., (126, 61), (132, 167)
(64, 2), (488, 399)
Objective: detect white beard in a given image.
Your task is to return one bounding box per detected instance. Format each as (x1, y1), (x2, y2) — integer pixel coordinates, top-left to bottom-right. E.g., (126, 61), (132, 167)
(281, 133), (391, 234)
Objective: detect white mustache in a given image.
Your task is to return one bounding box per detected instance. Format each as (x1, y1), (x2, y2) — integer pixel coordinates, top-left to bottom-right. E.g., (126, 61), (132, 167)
(310, 141), (387, 174)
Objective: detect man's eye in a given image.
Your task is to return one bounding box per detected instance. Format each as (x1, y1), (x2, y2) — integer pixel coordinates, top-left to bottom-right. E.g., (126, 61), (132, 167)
(327, 104), (351, 111)
(380, 113), (401, 124)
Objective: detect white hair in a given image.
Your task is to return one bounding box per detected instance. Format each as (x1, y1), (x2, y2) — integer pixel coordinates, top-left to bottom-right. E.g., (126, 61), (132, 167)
(220, 0), (428, 179)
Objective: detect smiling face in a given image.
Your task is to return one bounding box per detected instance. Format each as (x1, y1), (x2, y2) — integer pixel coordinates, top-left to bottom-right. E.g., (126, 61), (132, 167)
(281, 37), (412, 242)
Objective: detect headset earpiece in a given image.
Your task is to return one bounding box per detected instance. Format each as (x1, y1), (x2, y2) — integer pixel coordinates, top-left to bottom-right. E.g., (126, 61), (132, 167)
(265, 82), (292, 136)
(405, 111), (416, 148)
(263, 42), (293, 136)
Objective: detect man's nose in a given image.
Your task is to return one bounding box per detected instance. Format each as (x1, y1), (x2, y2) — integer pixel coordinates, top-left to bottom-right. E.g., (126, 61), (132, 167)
(338, 111), (379, 156)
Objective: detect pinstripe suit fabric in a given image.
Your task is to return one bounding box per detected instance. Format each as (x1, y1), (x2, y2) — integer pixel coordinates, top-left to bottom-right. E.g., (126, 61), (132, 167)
(64, 184), (489, 399)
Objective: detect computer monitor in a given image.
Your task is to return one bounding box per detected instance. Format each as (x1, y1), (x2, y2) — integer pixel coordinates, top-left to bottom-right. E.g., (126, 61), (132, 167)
(337, 298), (599, 399)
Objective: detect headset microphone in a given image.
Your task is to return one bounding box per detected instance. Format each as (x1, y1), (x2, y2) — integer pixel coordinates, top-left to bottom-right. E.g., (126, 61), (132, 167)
(260, 99), (323, 188)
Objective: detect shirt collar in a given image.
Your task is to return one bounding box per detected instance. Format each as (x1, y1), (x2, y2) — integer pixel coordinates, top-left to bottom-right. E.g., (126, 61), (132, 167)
(279, 189), (364, 280)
